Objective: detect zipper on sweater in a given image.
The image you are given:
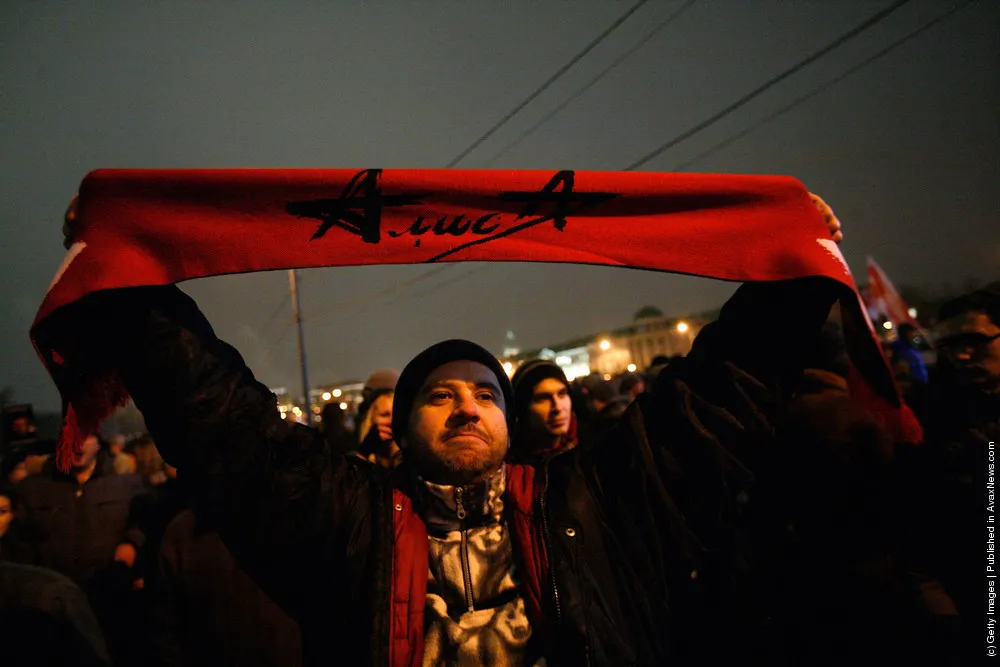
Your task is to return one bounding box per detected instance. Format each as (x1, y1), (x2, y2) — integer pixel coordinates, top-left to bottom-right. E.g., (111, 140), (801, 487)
(454, 486), (475, 612)
(539, 463), (562, 622)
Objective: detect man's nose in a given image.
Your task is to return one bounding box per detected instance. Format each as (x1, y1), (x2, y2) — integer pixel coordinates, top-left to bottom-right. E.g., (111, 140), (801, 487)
(451, 393), (481, 420)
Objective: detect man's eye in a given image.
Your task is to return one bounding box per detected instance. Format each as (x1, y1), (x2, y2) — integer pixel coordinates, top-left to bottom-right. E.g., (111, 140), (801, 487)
(477, 391), (497, 402)
(429, 391), (452, 402)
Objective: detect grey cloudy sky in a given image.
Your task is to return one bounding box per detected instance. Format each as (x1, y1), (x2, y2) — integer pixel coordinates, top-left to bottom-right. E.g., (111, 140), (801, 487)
(2, 0), (997, 412)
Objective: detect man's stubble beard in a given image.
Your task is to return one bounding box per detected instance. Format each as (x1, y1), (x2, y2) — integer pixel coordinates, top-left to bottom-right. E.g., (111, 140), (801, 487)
(409, 436), (508, 486)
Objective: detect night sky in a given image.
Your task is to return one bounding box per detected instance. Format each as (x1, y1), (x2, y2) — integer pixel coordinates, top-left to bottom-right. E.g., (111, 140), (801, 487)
(2, 0), (997, 412)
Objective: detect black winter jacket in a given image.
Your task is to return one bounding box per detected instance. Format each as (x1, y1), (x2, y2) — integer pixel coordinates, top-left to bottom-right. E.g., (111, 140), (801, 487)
(15, 453), (145, 587)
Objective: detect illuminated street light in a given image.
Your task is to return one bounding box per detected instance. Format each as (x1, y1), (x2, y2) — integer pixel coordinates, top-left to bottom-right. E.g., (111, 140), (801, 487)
(883, 321), (894, 330)
(599, 339), (611, 351)
(339, 402), (348, 410)
(292, 406), (302, 416)
(332, 388), (342, 398)
(503, 361), (514, 375)
(907, 308), (918, 319)
(322, 391), (332, 401)
(676, 321), (689, 334)
(603, 374), (612, 381)
(627, 364), (637, 373)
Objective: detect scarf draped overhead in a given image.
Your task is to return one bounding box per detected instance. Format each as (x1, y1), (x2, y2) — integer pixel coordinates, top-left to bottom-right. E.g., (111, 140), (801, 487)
(30, 168), (920, 471)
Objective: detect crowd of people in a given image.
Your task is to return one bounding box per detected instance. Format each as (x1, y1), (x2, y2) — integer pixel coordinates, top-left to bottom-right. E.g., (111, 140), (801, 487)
(0, 204), (997, 665)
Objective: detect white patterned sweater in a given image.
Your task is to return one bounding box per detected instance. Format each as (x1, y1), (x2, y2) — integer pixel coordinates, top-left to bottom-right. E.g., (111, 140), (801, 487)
(418, 465), (546, 667)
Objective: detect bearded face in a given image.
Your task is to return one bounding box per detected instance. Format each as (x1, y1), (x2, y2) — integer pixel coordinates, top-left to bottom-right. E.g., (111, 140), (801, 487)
(404, 361), (509, 486)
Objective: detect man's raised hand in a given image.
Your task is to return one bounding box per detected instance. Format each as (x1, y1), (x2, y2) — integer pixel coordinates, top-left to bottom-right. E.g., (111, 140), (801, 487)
(809, 192), (843, 244)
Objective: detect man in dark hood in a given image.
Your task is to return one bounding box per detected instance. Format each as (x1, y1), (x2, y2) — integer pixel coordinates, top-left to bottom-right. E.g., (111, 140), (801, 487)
(508, 359), (577, 464)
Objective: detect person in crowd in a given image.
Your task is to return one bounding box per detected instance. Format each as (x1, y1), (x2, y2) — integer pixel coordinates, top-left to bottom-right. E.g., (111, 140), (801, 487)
(899, 282), (1000, 665)
(618, 372), (646, 403)
(106, 434), (129, 471)
(15, 433), (147, 665)
(1, 406), (46, 487)
(107, 434), (126, 457)
(508, 359), (577, 464)
(60, 194), (934, 664)
(16, 434), (146, 585)
(585, 378), (629, 440)
(22, 440), (54, 478)
(890, 322), (930, 422)
(891, 322), (929, 385)
(356, 389), (401, 468)
(2, 403), (38, 452)
(18, 436), (142, 587)
(320, 402), (356, 458)
(130, 435), (169, 487)
(2, 439), (54, 487)
(113, 449), (139, 475)
(644, 355), (682, 393)
(2, 450), (30, 486)
(649, 354), (671, 367)
(355, 368), (400, 427)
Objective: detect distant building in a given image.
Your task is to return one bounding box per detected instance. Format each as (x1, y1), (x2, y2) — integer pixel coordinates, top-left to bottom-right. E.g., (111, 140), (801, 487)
(503, 309), (705, 380)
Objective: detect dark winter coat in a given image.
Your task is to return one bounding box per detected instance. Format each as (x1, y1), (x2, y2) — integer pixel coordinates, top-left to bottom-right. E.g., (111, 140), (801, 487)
(15, 452), (145, 586)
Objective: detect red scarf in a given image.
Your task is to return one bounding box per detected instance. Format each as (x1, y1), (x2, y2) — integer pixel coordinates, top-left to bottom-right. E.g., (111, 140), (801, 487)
(29, 168), (920, 470)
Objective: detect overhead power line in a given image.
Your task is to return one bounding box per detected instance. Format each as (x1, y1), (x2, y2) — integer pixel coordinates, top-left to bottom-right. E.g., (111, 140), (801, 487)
(374, 1), (652, 306)
(624, 0), (915, 171)
(480, 0), (699, 168)
(672, 0), (978, 172)
(445, 0), (652, 168)
(362, 3), (655, 308)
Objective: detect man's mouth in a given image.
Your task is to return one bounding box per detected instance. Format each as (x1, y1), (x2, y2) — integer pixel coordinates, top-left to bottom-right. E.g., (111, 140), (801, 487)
(445, 430), (489, 445)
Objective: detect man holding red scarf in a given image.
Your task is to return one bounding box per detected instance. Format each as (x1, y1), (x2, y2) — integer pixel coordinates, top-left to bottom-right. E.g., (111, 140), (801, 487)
(39, 172), (933, 665)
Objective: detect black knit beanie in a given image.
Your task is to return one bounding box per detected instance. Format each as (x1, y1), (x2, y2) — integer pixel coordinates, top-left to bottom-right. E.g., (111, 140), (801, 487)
(392, 339), (514, 445)
(510, 359), (569, 421)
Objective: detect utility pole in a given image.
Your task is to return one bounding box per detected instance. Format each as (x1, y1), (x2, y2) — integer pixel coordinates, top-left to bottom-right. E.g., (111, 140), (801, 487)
(288, 269), (313, 426)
